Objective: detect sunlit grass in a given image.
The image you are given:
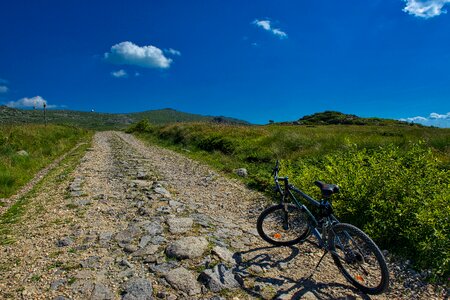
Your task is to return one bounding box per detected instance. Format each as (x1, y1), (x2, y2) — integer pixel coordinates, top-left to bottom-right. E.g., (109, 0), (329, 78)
(0, 124), (90, 198)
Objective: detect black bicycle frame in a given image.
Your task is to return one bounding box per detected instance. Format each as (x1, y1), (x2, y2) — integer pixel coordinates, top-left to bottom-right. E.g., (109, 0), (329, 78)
(275, 175), (339, 248)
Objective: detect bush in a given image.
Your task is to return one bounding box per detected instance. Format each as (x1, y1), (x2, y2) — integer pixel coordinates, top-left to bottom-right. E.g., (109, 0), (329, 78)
(282, 142), (449, 279)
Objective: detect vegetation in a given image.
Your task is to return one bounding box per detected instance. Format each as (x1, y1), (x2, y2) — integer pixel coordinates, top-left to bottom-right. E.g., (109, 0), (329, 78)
(0, 124), (90, 198)
(0, 138), (92, 245)
(128, 120), (450, 280)
(295, 111), (416, 126)
(0, 106), (248, 130)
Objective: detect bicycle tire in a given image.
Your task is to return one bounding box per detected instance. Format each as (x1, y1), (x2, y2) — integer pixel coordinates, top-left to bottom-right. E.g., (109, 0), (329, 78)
(257, 203), (310, 246)
(329, 223), (389, 295)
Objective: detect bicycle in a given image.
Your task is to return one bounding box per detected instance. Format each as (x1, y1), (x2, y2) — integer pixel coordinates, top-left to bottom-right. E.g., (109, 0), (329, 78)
(256, 160), (389, 295)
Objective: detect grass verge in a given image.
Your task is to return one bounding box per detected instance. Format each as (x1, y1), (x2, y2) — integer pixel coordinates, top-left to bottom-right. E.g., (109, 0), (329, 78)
(0, 135), (92, 245)
(0, 124), (90, 198)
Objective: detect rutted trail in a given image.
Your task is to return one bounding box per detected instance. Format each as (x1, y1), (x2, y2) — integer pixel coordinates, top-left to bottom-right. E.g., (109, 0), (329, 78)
(0, 132), (445, 300)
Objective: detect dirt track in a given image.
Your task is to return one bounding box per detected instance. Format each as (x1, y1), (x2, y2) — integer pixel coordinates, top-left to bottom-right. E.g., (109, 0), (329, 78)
(0, 131), (446, 299)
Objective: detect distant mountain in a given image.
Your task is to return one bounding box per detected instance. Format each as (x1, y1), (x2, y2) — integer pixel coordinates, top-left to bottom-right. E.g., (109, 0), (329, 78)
(0, 106), (249, 129)
(294, 111), (417, 126)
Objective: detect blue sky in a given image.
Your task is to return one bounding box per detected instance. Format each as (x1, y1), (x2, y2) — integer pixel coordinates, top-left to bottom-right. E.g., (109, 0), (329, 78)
(0, 0), (449, 126)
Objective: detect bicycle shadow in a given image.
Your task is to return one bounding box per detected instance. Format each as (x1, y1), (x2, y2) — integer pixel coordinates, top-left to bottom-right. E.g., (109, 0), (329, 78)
(232, 243), (372, 300)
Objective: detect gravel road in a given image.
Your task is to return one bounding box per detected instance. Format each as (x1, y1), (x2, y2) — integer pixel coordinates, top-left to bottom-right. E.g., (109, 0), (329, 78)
(0, 131), (446, 300)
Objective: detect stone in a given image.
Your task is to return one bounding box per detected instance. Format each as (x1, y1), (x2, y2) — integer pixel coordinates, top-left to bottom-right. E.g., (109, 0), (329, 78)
(302, 291), (319, 300)
(234, 168), (248, 177)
(156, 206), (171, 214)
(119, 259), (134, 269)
(150, 236), (166, 245)
(165, 236), (209, 259)
(131, 244), (159, 258)
(99, 232), (113, 246)
(139, 235), (152, 248)
(198, 264), (241, 292)
(154, 187), (171, 198)
(143, 222), (163, 236)
(90, 283), (113, 300)
(148, 261), (179, 275)
(165, 267), (201, 296)
(56, 237), (73, 247)
(80, 256), (100, 269)
(212, 246), (235, 264)
(121, 277), (153, 300)
(136, 171), (149, 180)
(16, 150), (29, 156)
(168, 200), (183, 208)
(124, 244), (139, 253)
(74, 199), (91, 206)
(115, 225), (141, 245)
(166, 217), (193, 234)
(50, 279), (67, 290)
(53, 297), (70, 300)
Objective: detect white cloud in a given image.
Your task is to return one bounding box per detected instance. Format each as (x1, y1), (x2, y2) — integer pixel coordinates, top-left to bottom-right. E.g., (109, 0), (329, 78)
(104, 41), (172, 69)
(403, 0), (450, 18)
(253, 19), (288, 39)
(0, 85), (8, 93)
(6, 96), (57, 109)
(400, 112), (450, 127)
(429, 112), (450, 119)
(165, 48), (181, 56)
(111, 69), (128, 78)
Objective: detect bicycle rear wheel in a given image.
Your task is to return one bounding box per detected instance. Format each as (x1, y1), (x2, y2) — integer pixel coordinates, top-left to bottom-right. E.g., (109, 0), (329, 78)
(329, 223), (389, 295)
(257, 203), (310, 246)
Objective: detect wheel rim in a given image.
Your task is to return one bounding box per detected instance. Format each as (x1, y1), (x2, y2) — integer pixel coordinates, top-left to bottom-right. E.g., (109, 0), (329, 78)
(261, 205), (309, 243)
(332, 229), (384, 289)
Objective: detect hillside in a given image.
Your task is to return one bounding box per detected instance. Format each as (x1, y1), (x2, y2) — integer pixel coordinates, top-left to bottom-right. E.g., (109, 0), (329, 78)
(0, 106), (249, 129)
(294, 111), (416, 126)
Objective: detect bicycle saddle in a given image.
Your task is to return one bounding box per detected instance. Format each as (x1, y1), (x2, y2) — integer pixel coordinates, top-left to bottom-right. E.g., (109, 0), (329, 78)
(314, 181), (340, 198)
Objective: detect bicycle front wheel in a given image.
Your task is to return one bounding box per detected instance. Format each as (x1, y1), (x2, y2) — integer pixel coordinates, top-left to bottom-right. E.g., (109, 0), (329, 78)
(329, 223), (389, 295)
(257, 203), (310, 246)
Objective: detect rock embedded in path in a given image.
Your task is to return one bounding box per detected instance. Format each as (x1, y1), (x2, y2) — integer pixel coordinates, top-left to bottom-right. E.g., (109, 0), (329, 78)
(56, 237), (73, 247)
(90, 283), (114, 300)
(115, 225), (141, 246)
(165, 236), (209, 259)
(199, 263), (241, 292)
(143, 222), (163, 236)
(212, 246), (235, 265)
(121, 277), (153, 300)
(166, 217), (193, 234)
(165, 267), (201, 296)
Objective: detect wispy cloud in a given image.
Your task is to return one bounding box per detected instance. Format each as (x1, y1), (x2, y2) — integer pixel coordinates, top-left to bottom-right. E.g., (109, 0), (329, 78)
(164, 48), (181, 56)
(104, 41), (173, 69)
(253, 19), (288, 39)
(6, 96), (57, 109)
(400, 112), (450, 127)
(403, 0), (450, 18)
(111, 69), (128, 78)
(0, 85), (8, 93)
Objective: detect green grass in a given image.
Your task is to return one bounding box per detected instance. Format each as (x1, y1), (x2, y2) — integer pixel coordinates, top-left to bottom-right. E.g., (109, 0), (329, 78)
(0, 138), (92, 245)
(0, 124), (90, 198)
(128, 120), (450, 281)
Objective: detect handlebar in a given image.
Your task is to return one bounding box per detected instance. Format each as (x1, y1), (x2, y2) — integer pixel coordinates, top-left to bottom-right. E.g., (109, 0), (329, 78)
(271, 160), (280, 177)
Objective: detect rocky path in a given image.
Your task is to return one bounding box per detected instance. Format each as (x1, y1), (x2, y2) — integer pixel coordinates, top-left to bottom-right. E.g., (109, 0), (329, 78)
(0, 132), (446, 300)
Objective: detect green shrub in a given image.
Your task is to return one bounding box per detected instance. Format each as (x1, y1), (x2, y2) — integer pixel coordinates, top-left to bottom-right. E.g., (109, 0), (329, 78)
(282, 142), (449, 279)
